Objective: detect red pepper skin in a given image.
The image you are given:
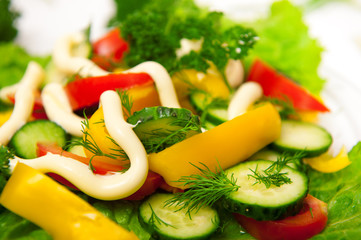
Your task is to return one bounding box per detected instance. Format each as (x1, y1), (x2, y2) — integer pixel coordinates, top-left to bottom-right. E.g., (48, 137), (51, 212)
(92, 28), (129, 71)
(64, 72), (153, 111)
(247, 59), (329, 112)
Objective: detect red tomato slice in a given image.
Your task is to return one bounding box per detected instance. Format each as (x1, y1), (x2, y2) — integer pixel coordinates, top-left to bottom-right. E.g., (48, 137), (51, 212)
(36, 143), (164, 200)
(64, 72), (153, 110)
(92, 28), (129, 71)
(247, 59), (329, 112)
(234, 194), (328, 240)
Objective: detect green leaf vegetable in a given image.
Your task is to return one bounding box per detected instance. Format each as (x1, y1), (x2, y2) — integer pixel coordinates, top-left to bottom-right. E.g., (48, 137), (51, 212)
(112, 0), (257, 90)
(0, 0), (18, 43)
(308, 142), (361, 239)
(0, 43), (49, 90)
(244, 0), (325, 95)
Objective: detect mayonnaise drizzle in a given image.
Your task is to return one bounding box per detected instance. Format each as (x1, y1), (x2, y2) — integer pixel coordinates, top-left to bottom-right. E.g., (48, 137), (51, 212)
(228, 81), (263, 120)
(0, 62), (44, 145)
(52, 32), (108, 77)
(124, 61), (181, 108)
(9, 90), (148, 200)
(41, 83), (84, 137)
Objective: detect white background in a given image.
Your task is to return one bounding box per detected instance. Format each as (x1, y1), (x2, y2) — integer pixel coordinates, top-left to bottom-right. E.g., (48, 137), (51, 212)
(10, 0), (361, 151)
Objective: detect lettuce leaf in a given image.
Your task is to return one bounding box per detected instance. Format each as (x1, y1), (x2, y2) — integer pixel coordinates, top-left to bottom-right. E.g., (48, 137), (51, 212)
(308, 142), (361, 239)
(245, 0), (325, 95)
(0, 43), (49, 90)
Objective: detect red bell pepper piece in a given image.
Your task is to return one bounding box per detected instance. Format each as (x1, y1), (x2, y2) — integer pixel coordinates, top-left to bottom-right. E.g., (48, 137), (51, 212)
(92, 28), (129, 71)
(247, 59), (329, 112)
(64, 72), (153, 111)
(7, 90), (48, 120)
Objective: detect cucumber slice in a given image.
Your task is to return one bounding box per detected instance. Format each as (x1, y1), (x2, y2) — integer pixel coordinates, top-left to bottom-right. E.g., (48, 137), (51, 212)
(127, 107), (202, 153)
(139, 193), (219, 240)
(248, 149), (298, 169)
(189, 91), (228, 125)
(223, 160), (308, 221)
(9, 120), (68, 159)
(272, 120), (332, 157)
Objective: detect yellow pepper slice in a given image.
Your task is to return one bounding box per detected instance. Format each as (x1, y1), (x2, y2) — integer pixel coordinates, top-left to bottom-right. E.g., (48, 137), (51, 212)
(0, 163), (138, 240)
(148, 103), (281, 188)
(304, 146), (351, 173)
(0, 109), (12, 126)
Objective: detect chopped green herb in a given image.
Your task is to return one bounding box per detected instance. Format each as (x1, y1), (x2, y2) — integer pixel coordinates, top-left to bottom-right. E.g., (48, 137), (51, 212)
(165, 162), (239, 216)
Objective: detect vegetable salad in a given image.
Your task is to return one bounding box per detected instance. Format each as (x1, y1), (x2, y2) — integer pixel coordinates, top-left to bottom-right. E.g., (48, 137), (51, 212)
(1, 0), (361, 239)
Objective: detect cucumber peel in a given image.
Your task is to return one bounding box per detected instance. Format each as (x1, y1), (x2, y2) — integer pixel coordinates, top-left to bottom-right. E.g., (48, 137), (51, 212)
(127, 106), (202, 153)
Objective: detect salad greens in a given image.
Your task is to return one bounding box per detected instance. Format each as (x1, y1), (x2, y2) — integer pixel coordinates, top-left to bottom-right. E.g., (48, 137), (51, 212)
(113, 0), (257, 81)
(0, 0), (18, 43)
(244, 0), (325, 95)
(0, 0), (360, 239)
(0, 43), (49, 90)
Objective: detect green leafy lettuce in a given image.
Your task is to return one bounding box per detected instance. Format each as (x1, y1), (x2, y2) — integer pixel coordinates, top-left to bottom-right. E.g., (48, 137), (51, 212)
(308, 142), (361, 239)
(0, 43), (50, 90)
(244, 0), (325, 95)
(0, 0), (18, 43)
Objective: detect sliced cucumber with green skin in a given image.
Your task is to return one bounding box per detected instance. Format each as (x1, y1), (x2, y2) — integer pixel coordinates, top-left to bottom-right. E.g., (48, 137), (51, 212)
(127, 107), (202, 153)
(9, 120), (68, 159)
(139, 193), (220, 240)
(189, 91), (228, 125)
(223, 160), (308, 221)
(272, 120), (332, 157)
(248, 149), (298, 170)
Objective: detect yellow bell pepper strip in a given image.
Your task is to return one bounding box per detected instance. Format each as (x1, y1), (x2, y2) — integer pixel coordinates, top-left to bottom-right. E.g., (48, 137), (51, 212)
(148, 102), (281, 188)
(303, 146), (351, 173)
(0, 163), (139, 240)
(0, 109), (12, 126)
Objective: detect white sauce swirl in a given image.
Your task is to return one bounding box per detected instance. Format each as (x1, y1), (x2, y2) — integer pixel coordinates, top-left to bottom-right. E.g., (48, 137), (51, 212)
(228, 81), (263, 120)
(0, 62), (44, 145)
(52, 32), (108, 77)
(41, 83), (84, 137)
(9, 90), (148, 200)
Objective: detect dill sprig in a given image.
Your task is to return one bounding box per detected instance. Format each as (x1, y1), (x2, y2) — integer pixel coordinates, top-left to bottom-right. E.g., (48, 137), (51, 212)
(0, 145), (14, 193)
(262, 97), (298, 119)
(142, 117), (201, 153)
(189, 89), (228, 127)
(67, 115), (129, 172)
(116, 90), (133, 119)
(165, 162), (239, 217)
(67, 91), (134, 171)
(148, 204), (176, 230)
(248, 151), (306, 188)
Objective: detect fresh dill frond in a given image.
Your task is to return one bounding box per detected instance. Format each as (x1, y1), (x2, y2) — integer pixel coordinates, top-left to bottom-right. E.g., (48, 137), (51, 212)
(249, 166), (292, 188)
(262, 97), (298, 119)
(67, 113), (129, 172)
(116, 89), (133, 119)
(142, 117), (201, 153)
(148, 204), (176, 230)
(0, 145), (14, 193)
(248, 151), (307, 188)
(165, 162), (239, 217)
(190, 90), (228, 127)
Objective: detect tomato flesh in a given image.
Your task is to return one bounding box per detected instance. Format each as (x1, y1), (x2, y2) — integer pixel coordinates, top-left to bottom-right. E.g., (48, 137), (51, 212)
(247, 59), (329, 112)
(234, 195), (328, 240)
